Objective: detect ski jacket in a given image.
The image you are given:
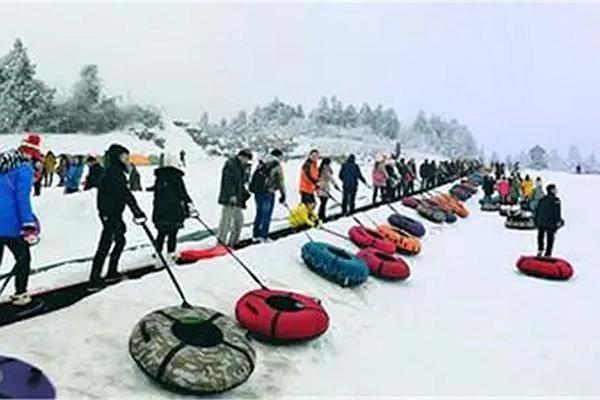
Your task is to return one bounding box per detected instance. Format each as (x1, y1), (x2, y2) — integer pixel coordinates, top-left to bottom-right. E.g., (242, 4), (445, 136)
(0, 150), (36, 238)
(339, 157), (365, 191)
(218, 156), (250, 208)
(43, 153), (57, 173)
(521, 179), (534, 198)
(97, 146), (142, 219)
(482, 176), (496, 196)
(497, 180), (510, 197)
(316, 165), (336, 198)
(535, 193), (562, 229)
(372, 164), (388, 187)
(65, 164), (84, 191)
(299, 159), (319, 194)
(152, 166), (192, 230)
(84, 163), (105, 190)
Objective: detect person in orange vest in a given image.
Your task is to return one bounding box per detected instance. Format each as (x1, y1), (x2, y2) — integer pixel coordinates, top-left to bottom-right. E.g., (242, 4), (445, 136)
(299, 149), (320, 205)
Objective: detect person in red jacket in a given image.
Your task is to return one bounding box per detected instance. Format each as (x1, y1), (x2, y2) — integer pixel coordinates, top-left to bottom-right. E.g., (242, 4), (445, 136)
(299, 149), (319, 204)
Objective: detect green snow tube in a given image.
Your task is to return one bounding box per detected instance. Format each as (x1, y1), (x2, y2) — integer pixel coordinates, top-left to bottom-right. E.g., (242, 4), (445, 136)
(129, 305), (256, 396)
(417, 205), (446, 224)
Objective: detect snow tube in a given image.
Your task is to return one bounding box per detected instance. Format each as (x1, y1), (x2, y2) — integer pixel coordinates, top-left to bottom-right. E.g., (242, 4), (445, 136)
(479, 196), (500, 205)
(499, 205), (520, 217)
(235, 289), (329, 343)
(417, 205), (446, 224)
(516, 256), (574, 280)
(356, 248), (410, 280)
(129, 305), (255, 395)
(435, 196), (469, 218)
(449, 187), (470, 201)
(376, 224), (421, 255)
(401, 197), (420, 209)
(505, 215), (536, 230)
(301, 242), (369, 287)
(481, 203), (500, 212)
(177, 245), (229, 264)
(387, 214), (426, 238)
(444, 211), (458, 224)
(348, 226), (396, 254)
(0, 356), (56, 399)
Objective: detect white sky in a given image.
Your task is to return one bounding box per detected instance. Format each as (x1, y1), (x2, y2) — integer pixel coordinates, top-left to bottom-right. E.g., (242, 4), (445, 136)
(1, 2), (599, 157)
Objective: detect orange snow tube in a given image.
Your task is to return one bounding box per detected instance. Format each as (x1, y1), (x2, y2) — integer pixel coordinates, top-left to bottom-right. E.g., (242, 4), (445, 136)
(437, 194), (469, 218)
(376, 224), (421, 255)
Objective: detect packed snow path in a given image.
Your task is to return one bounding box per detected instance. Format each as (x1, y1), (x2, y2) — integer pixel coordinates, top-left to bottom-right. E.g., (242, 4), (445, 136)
(0, 170), (597, 397)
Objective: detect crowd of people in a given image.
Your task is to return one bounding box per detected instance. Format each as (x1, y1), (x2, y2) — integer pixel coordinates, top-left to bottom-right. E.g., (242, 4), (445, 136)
(1, 133), (481, 306)
(481, 162), (564, 257)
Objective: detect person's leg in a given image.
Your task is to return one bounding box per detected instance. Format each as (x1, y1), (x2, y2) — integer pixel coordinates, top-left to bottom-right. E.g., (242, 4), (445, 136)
(537, 228), (545, 256)
(341, 189), (349, 215)
(155, 230), (167, 254)
(349, 189), (357, 214)
(6, 239), (31, 295)
(259, 193), (275, 238)
(218, 206), (233, 244)
(545, 229), (556, 257)
(167, 229), (178, 254)
(49, 171), (53, 186)
(372, 187), (378, 204)
(252, 194), (263, 239)
(90, 223), (114, 282)
(318, 196), (328, 220)
(229, 207), (244, 246)
(106, 220), (126, 277)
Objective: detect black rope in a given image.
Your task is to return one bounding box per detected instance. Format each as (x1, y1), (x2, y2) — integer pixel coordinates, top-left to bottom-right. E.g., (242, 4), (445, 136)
(0, 268), (14, 298)
(192, 215), (268, 290)
(318, 226), (354, 245)
(138, 221), (191, 308)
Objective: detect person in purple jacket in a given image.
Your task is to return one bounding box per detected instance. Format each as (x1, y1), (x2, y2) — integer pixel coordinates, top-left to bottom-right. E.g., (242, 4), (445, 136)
(0, 134), (41, 306)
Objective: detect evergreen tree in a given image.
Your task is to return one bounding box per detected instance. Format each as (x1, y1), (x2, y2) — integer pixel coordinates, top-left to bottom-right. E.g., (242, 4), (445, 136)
(343, 104), (358, 128)
(0, 38), (55, 132)
(358, 103), (373, 126)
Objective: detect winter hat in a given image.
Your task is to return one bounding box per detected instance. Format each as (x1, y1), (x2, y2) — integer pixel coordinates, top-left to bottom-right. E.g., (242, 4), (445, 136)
(19, 133), (43, 160)
(270, 148), (283, 159)
(105, 143), (130, 169)
(163, 152), (182, 169)
(238, 149), (253, 160)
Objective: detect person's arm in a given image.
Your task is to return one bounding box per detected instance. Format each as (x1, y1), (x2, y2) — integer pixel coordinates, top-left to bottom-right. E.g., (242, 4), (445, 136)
(118, 174), (144, 218)
(357, 165), (366, 184)
(16, 165), (35, 226)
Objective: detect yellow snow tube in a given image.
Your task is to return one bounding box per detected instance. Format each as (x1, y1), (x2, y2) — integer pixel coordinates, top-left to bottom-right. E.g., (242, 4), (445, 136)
(377, 224), (421, 255)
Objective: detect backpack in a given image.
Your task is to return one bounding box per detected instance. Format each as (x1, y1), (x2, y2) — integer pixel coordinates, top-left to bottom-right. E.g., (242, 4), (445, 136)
(249, 162), (276, 194)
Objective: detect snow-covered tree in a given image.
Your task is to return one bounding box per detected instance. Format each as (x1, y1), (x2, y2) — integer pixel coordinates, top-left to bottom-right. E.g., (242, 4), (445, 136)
(0, 38), (55, 132)
(358, 103), (373, 126)
(310, 97), (330, 125)
(343, 104), (358, 128)
(199, 111), (209, 128)
(567, 145), (582, 169)
(295, 104), (305, 119)
(528, 145), (549, 170)
(380, 108), (400, 139)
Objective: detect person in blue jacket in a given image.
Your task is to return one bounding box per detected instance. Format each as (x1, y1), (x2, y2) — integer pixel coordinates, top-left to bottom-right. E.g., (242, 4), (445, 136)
(0, 134), (41, 306)
(64, 155), (84, 194)
(338, 154), (366, 215)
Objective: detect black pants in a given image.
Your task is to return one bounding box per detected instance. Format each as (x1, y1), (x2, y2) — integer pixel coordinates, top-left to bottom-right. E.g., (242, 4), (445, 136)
(34, 181), (41, 196)
(156, 228), (178, 253)
(300, 192), (316, 205)
(0, 238), (31, 294)
(44, 172), (53, 187)
(342, 188), (357, 215)
(90, 217), (126, 282)
(537, 228), (556, 257)
(372, 187), (383, 203)
(318, 196), (329, 221)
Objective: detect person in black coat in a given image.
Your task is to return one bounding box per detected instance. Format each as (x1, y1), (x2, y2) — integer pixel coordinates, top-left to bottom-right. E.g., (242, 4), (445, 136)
(217, 149), (253, 246)
(338, 154), (366, 215)
(534, 184), (563, 257)
(83, 155), (105, 191)
(89, 144), (145, 290)
(482, 175), (496, 200)
(152, 154), (194, 258)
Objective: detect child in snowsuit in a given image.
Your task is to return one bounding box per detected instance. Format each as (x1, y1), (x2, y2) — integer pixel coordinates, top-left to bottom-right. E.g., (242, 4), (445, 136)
(288, 200), (321, 229)
(152, 154), (194, 260)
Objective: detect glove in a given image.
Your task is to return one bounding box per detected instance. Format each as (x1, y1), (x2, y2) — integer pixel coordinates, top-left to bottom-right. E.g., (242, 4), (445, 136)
(21, 223), (40, 246)
(187, 204), (199, 218)
(279, 193), (286, 205)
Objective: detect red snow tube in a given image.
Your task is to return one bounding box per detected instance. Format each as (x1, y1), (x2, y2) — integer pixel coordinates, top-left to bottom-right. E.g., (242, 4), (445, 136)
(516, 256), (574, 281)
(235, 289), (329, 343)
(357, 248), (410, 280)
(402, 197), (421, 209)
(177, 245), (230, 264)
(348, 226), (396, 254)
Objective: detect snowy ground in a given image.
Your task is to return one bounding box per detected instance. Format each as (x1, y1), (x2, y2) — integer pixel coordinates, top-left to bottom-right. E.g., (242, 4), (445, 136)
(0, 133), (597, 397)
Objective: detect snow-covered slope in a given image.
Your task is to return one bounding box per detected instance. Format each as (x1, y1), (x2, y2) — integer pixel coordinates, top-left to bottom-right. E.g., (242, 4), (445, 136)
(0, 169), (596, 397)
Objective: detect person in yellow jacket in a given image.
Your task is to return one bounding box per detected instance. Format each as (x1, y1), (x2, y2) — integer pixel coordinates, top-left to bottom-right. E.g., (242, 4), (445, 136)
(288, 200), (321, 229)
(521, 175), (534, 199)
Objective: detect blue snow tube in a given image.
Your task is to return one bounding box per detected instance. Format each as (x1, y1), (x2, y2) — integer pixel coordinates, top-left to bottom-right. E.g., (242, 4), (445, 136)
(301, 242), (369, 287)
(387, 214), (426, 238)
(444, 212), (458, 224)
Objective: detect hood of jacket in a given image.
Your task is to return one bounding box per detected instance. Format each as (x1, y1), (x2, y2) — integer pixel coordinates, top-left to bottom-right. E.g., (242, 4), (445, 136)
(0, 149), (30, 174)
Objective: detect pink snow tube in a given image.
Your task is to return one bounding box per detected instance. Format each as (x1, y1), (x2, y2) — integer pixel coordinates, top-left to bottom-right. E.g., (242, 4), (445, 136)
(402, 197), (421, 209)
(357, 248), (410, 280)
(348, 226), (396, 254)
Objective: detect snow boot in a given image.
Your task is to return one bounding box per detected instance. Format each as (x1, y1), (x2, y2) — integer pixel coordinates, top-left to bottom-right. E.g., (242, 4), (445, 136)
(104, 274), (123, 284)
(10, 293), (32, 306)
(86, 280), (105, 292)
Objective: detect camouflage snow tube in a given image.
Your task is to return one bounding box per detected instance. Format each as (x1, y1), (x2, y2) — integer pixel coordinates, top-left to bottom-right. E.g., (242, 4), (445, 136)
(129, 305), (256, 396)
(417, 205), (446, 224)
